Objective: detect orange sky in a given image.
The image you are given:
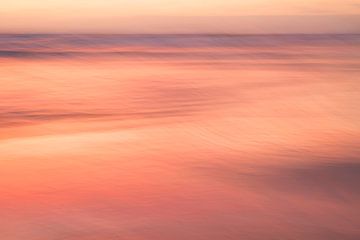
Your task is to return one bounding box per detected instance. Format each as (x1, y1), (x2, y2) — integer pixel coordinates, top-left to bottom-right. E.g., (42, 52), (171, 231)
(1, 0), (360, 33)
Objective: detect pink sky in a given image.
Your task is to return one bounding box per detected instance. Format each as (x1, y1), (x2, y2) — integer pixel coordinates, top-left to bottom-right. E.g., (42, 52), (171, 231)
(1, 0), (359, 33)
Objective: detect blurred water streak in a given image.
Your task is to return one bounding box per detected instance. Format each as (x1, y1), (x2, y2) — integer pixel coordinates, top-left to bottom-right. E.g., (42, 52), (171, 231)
(0, 34), (359, 240)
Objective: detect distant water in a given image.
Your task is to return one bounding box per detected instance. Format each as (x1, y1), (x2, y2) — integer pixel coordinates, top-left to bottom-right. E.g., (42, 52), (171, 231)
(1, 34), (360, 59)
(0, 34), (359, 240)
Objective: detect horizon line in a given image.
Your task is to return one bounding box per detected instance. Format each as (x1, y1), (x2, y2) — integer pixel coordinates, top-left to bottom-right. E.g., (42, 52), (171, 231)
(1, 32), (360, 35)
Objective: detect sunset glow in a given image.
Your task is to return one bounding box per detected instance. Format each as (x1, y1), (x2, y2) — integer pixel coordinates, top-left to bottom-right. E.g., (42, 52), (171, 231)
(1, 1), (360, 240)
(1, 0), (360, 33)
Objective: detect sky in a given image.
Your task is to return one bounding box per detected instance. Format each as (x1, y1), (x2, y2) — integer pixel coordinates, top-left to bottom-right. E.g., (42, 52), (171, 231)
(0, 0), (360, 33)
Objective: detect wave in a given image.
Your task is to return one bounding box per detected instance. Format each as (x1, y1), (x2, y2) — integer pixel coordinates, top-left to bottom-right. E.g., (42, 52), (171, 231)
(0, 49), (328, 60)
(1, 34), (360, 53)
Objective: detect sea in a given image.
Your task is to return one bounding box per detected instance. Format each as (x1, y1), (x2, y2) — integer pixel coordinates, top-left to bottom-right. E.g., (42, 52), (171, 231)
(0, 34), (359, 239)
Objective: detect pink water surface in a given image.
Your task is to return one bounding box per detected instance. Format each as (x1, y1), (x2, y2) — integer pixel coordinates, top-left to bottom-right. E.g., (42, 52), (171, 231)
(0, 34), (359, 239)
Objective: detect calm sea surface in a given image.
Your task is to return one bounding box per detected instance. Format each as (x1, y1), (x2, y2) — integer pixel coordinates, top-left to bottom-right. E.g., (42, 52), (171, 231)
(0, 34), (360, 239)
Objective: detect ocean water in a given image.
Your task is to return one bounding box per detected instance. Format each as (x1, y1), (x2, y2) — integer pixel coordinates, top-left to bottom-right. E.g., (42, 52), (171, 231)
(0, 34), (360, 239)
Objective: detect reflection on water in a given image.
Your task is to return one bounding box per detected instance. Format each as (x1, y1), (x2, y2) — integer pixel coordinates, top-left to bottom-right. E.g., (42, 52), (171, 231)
(0, 34), (360, 239)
